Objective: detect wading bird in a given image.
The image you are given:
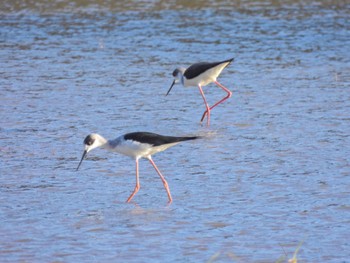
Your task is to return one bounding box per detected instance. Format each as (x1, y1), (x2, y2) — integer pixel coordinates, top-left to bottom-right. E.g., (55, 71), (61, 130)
(166, 58), (234, 126)
(77, 132), (199, 203)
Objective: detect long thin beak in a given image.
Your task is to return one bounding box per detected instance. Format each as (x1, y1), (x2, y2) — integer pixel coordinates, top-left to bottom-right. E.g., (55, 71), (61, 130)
(166, 80), (176, 96)
(76, 150), (87, 171)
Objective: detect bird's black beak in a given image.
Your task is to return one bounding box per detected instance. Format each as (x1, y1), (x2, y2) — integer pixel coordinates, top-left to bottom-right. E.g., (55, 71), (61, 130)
(76, 150), (87, 171)
(166, 80), (176, 96)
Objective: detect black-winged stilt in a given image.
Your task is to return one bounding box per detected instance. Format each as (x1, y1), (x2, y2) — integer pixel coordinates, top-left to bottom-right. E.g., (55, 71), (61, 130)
(76, 132), (199, 203)
(166, 58), (234, 126)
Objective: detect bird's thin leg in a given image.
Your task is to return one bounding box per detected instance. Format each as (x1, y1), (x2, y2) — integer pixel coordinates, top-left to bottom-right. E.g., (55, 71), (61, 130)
(198, 85), (211, 126)
(148, 157), (172, 203)
(200, 81), (232, 122)
(126, 158), (140, 202)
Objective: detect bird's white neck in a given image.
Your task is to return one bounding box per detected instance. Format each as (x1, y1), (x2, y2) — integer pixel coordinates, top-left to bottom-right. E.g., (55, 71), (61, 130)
(177, 67), (186, 86)
(104, 136), (123, 152)
(180, 74), (185, 86)
(103, 140), (116, 151)
(94, 134), (110, 150)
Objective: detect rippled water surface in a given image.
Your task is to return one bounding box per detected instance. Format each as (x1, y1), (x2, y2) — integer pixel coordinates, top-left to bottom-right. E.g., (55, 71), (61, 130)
(1, 1), (350, 262)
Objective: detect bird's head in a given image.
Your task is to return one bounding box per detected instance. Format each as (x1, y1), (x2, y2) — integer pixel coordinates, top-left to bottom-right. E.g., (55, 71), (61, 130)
(76, 133), (107, 171)
(166, 67), (185, 96)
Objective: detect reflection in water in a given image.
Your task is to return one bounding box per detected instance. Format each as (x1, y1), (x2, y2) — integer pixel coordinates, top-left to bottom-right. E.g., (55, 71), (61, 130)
(1, 1), (349, 262)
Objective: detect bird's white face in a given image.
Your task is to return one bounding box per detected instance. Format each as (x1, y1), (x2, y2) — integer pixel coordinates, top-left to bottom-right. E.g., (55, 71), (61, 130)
(166, 68), (185, 96)
(173, 67), (186, 80)
(77, 133), (107, 170)
(83, 133), (103, 153)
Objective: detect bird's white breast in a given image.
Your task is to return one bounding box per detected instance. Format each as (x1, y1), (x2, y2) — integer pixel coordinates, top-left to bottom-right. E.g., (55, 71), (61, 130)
(110, 139), (180, 159)
(184, 62), (230, 87)
(113, 139), (153, 158)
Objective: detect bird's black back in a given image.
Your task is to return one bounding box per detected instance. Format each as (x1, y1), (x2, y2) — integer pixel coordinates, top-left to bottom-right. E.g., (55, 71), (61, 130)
(124, 132), (199, 146)
(184, 58), (234, 80)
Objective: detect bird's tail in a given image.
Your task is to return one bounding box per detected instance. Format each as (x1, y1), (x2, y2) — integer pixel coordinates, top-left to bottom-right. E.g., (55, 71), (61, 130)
(178, 136), (201, 142)
(224, 57), (234, 65)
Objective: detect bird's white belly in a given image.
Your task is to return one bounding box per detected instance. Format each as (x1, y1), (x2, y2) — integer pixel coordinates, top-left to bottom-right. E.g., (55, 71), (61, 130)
(113, 140), (179, 159)
(183, 62), (229, 87)
(113, 140), (152, 158)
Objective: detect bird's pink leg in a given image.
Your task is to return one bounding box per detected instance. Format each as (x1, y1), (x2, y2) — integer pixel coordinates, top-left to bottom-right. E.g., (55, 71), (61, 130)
(198, 85), (211, 126)
(148, 157), (173, 203)
(200, 81), (232, 122)
(126, 159), (140, 202)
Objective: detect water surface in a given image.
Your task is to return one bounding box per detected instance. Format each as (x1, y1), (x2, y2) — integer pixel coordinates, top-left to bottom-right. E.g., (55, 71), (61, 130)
(1, 1), (350, 262)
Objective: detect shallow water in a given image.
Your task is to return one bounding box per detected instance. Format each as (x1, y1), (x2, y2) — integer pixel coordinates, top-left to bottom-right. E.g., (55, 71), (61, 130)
(1, 1), (350, 262)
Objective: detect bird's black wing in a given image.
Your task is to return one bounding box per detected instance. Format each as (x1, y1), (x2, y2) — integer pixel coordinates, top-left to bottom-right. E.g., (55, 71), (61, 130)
(124, 132), (198, 146)
(184, 58), (234, 80)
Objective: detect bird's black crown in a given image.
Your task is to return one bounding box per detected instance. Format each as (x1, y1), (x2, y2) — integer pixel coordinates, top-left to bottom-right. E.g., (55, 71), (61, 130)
(84, 135), (95, 146)
(172, 68), (180, 77)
